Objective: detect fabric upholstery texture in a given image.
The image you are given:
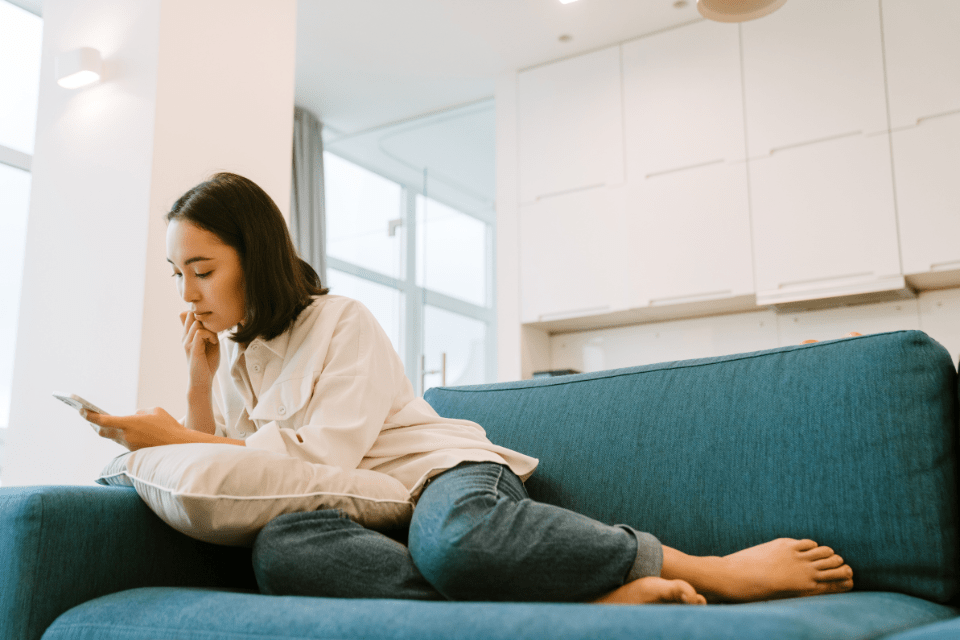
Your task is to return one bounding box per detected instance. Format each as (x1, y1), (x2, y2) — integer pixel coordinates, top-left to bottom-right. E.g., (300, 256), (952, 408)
(0, 485), (256, 640)
(41, 588), (958, 640)
(425, 330), (960, 604)
(884, 615), (960, 640)
(96, 443), (415, 546)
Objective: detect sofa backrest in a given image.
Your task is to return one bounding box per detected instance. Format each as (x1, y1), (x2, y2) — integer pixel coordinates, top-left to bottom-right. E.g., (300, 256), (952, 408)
(425, 330), (960, 604)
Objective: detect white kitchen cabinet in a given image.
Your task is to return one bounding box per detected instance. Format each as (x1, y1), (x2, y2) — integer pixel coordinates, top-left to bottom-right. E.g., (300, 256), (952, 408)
(622, 19), (745, 178)
(518, 46), (624, 204)
(749, 133), (902, 304)
(741, 0), (888, 157)
(881, 0), (960, 129)
(892, 113), (960, 276)
(518, 186), (627, 323)
(625, 161), (754, 308)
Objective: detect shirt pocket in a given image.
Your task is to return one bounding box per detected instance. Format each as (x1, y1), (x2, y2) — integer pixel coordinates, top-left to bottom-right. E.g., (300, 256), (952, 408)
(249, 375), (315, 427)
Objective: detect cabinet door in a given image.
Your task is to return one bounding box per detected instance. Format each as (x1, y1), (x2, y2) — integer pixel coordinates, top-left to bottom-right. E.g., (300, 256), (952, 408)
(892, 113), (960, 275)
(741, 0), (888, 157)
(518, 46), (624, 204)
(749, 134), (901, 300)
(519, 186), (627, 323)
(881, 0), (960, 129)
(622, 20), (745, 178)
(625, 162), (754, 308)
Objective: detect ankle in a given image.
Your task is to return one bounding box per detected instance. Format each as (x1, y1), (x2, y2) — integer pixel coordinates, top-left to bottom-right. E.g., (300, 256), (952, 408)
(660, 547), (726, 599)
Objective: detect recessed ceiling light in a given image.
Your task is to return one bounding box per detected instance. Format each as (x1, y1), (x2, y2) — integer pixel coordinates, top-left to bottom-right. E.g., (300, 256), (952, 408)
(559, 0), (579, 4)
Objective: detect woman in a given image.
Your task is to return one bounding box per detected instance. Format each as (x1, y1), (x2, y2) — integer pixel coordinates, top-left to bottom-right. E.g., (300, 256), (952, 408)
(85, 172), (854, 605)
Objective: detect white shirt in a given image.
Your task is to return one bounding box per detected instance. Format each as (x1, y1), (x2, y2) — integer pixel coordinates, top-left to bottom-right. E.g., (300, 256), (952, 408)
(208, 295), (539, 498)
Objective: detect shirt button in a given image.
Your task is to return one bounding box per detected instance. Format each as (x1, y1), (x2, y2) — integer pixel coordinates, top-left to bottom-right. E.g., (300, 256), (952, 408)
(278, 405), (286, 415)
(251, 344), (259, 351)
(253, 364), (262, 373)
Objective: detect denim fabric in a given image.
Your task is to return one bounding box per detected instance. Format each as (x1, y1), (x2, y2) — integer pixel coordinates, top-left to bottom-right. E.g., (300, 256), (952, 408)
(0, 485), (256, 640)
(424, 330), (960, 604)
(252, 461), (661, 602)
(253, 509), (444, 600)
(408, 461), (662, 602)
(41, 587), (960, 640)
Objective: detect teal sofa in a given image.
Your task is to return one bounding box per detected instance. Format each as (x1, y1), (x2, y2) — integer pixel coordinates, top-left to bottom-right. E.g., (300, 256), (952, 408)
(2, 330), (959, 639)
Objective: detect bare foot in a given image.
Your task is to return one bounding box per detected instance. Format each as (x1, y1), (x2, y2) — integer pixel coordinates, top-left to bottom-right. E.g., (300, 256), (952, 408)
(592, 577), (707, 605)
(663, 538), (854, 603)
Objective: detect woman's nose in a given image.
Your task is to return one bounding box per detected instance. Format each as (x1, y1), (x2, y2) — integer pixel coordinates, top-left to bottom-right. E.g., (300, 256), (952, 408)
(180, 279), (199, 303)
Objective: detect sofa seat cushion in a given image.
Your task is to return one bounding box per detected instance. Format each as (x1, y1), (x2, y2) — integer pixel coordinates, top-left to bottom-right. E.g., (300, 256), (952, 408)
(885, 616), (960, 640)
(424, 330), (960, 603)
(43, 588), (958, 640)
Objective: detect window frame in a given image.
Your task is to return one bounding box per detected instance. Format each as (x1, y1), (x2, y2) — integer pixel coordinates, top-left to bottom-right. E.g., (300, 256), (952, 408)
(324, 153), (497, 395)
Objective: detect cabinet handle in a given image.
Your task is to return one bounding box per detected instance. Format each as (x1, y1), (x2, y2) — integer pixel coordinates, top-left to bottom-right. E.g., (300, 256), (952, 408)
(777, 272), (873, 290)
(538, 305), (610, 322)
(649, 290), (732, 306)
(931, 260), (960, 272)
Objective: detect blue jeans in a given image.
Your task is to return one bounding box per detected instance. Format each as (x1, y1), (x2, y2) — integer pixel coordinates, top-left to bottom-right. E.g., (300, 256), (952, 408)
(252, 462), (663, 602)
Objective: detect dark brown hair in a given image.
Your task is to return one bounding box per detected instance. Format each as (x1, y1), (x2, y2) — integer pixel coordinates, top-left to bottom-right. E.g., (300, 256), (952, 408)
(166, 172), (328, 344)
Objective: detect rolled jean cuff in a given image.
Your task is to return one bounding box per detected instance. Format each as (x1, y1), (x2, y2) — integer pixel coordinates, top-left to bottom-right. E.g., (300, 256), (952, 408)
(619, 525), (663, 583)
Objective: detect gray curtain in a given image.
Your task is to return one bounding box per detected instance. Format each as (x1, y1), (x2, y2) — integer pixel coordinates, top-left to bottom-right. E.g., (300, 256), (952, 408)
(290, 106), (327, 286)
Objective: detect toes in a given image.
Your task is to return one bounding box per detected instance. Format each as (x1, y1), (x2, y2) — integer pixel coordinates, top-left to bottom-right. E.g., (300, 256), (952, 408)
(801, 545), (835, 560)
(817, 565), (854, 582)
(668, 579), (702, 605)
(792, 539), (819, 552)
(819, 578), (854, 594)
(813, 555), (844, 570)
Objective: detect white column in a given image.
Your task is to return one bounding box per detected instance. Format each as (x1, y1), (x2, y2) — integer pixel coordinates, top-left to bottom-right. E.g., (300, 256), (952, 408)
(2, 0), (296, 486)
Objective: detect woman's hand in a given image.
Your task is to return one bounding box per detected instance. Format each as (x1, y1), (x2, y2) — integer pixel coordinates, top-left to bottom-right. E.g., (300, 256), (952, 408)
(181, 311), (220, 389)
(83, 407), (190, 451)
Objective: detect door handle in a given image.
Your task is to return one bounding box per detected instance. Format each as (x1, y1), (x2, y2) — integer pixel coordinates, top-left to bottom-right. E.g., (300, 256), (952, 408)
(421, 352), (447, 393)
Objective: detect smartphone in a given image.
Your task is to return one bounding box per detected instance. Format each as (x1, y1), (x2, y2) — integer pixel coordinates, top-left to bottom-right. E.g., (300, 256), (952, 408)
(53, 393), (111, 416)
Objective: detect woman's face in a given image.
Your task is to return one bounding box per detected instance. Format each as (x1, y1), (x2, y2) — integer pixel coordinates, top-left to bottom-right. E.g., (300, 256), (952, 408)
(166, 220), (245, 333)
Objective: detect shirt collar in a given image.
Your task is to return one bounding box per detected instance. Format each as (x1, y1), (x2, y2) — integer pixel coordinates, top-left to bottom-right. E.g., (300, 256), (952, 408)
(251, 327), (290, 360)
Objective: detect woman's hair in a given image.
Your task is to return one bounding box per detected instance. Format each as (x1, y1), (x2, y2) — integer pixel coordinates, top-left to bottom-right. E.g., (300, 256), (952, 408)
(166, 172), (328, 344)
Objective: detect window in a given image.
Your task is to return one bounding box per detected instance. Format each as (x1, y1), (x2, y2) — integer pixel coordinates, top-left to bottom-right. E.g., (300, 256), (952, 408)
(323, 101), (496, 395)
(0, 0), (43, 479)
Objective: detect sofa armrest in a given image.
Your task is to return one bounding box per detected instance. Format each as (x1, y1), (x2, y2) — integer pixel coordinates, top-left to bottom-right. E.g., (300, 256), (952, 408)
(0, 484), (257, 640)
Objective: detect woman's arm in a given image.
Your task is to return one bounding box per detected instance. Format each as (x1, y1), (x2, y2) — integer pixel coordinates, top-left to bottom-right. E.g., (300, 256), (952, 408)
(84, 407), (244, 450)
(181, 310), (220, 434)
(185, 386), (217, 435)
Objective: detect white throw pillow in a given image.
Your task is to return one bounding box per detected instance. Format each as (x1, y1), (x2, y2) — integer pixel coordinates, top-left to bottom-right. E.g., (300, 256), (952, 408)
(97, 444), (415, 547)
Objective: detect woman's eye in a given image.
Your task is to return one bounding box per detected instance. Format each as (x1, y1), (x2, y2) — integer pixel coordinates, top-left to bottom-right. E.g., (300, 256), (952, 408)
(171, 272), (182, 279)
(196, 271), (212, 279)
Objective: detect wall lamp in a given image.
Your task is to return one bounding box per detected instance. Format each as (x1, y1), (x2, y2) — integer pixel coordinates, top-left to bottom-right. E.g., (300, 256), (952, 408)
(56, 47), (102, 89)
(697, 0), (787, 22)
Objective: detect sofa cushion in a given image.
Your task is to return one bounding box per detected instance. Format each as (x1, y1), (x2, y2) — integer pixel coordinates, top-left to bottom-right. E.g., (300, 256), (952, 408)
(97, 443), (415, 546)
(425, 330), (960, 604)
(0, 486), (256, 640)
(42, 587), (959, 640)
(884, 616), (960, 640)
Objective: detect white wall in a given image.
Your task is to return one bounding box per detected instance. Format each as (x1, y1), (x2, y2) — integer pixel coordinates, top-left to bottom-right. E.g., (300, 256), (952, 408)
(1, 0), (296, 487)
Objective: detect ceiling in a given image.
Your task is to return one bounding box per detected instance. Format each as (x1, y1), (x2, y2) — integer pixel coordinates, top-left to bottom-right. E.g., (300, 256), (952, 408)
(296, 0), (703, 138)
